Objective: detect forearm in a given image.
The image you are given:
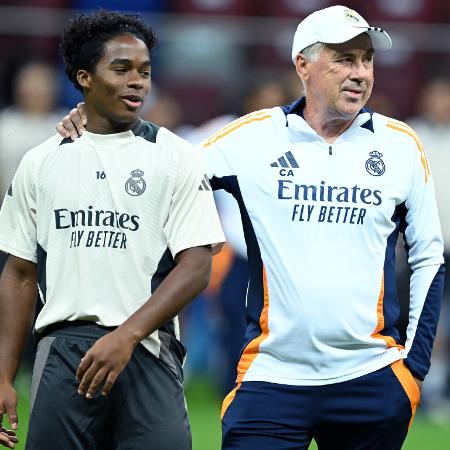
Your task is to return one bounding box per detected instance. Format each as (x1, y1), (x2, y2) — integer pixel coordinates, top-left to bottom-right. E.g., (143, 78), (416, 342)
(0, 256), (37, 383)
(117, 246), (212, 346)
(405, 263), (444, 380)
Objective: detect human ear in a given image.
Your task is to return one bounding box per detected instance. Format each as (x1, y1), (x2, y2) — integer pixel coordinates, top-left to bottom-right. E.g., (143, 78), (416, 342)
(295, 54), (309, 80)
(76, 69), (91, 89)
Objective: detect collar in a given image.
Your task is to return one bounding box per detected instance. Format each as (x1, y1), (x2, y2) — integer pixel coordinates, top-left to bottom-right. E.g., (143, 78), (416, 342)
(80, 118), (145, 146)
(282, 96), (375, 133)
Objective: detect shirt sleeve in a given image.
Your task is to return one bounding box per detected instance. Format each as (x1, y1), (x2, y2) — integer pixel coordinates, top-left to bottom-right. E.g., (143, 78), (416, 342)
(200, 139), (237, 193)
(0, 152), (37, 263)
(164, 140), (225, 257)
(403, 142), (445, 380)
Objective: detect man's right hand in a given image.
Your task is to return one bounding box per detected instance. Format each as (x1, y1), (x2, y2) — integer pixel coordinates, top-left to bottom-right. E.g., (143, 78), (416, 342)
(56, 102), (87, 140)
(0, 383), (19, 448)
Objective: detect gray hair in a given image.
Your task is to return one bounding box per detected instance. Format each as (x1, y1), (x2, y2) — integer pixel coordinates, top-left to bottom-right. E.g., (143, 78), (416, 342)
(299, 42), (326, 62)
(296, 42), (326, 92)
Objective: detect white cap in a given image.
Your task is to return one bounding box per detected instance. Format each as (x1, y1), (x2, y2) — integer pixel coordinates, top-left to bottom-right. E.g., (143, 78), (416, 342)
(291, 5), (392, 62)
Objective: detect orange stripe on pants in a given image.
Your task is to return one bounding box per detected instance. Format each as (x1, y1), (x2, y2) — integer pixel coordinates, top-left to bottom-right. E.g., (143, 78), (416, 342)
(390, 360), (421, 429)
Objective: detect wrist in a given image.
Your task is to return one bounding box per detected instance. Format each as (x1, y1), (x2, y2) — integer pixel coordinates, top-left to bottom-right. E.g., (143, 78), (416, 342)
(0, 376), (15, 387)
(113, 326), (142, 349)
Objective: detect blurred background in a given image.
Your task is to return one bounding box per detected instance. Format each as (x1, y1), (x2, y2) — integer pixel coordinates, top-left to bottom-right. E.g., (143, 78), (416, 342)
(0, 0), (449, 449)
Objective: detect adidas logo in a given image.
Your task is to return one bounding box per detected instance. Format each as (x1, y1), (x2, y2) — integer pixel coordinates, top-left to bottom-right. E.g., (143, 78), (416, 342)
(199, 174), (212, 191)
(270, 151), (299, 169)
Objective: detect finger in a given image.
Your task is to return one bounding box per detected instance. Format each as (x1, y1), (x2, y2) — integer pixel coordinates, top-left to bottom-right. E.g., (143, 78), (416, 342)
(0, 426), (12, 436)
(77, 362), (100, 396)
(76, 102), (88, 126)
(101, 371), (118, 397)
(0, 429), (17, 443)
(56, 122), (71, 138)
(76, 353), (93, 382)
(63, 112), (80, 140)
(85, 368), (108, 399)
(0, 431), (16, 448)
(70, 105), (85, 136)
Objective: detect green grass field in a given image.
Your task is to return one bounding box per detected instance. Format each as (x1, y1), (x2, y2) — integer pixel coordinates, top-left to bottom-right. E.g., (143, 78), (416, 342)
(8, 370), (450, 450)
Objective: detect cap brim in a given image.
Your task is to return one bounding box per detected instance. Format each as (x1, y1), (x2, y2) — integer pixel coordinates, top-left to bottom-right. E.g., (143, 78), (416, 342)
(291, 25), (392, 63)
(364, 27), (392, 50)
(320, 26), (392, 49)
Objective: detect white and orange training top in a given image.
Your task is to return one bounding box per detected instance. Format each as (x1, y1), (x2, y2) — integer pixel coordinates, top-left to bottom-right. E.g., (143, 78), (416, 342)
(201, 97), (445, 386)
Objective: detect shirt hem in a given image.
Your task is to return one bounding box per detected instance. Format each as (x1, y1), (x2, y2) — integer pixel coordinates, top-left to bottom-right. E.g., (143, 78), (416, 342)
(171, 235), (225, 257)
(241, 350), (404, 386)
(0, 242), (37, 263)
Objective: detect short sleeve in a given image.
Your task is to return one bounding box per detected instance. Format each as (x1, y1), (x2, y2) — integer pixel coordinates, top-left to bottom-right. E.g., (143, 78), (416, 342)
(0, 153), (37, 263)
(164, 141), (225, 257)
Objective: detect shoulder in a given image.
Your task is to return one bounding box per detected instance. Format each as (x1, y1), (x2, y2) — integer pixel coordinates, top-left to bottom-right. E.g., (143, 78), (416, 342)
(373, 113), (423, 146)
(156, 126), (197, 154)
(133, 119), (160, 143)
(21, 133), (65, 164)
(201, 107), (280, 149)
(372, 113), (431, 181)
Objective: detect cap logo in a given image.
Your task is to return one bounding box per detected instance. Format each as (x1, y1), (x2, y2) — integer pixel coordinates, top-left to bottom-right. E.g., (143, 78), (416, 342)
(344, 9), (361, 23)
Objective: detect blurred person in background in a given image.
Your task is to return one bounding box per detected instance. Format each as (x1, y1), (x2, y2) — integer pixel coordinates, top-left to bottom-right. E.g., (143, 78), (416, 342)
(56, 5), (445, 449)
(141, 87), (186, 135)
(0, 61), (66, 202)
(0, 61), (66, 377)
(407, 77), (450, 418)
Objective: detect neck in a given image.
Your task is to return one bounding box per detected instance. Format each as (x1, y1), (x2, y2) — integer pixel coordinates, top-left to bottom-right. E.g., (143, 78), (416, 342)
(84, 104), (139, 135)
(303, 103), (356, 144)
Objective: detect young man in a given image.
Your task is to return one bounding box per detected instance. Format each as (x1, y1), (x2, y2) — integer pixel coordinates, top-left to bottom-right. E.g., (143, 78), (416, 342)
(57, 5), (444, 450)
(0, 10), (224, 450)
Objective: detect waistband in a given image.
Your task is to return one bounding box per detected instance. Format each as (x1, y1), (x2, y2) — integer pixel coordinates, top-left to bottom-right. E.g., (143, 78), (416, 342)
(37, 320), (117, 341)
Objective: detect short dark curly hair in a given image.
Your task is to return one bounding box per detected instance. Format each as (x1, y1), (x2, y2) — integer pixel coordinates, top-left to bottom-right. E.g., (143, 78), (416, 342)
(60, 10), (158, 92)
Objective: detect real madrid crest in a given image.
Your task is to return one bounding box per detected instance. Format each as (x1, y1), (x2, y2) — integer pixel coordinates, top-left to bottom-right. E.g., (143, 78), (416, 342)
(365, 151), (385, 176)
(125, 169), (146, 196)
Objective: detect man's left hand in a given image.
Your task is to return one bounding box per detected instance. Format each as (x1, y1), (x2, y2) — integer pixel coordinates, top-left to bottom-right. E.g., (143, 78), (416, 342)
(76, 330), (136, 399)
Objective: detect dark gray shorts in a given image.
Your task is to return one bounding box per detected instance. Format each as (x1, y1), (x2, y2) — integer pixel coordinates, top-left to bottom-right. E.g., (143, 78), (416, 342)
(26, 321), (191, 450)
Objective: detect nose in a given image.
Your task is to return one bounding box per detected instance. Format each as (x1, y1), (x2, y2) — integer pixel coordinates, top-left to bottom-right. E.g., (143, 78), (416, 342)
(127, 70), (144, 89)
(350, 59), (369, 81)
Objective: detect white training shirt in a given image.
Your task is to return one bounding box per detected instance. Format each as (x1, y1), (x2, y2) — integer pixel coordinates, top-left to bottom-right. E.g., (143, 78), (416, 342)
(201, 100), (444, 385)
(0, 120), (225, 368)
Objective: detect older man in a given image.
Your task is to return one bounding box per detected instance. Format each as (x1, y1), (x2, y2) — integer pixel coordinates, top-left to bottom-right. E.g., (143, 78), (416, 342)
(57, 5), (444, 450)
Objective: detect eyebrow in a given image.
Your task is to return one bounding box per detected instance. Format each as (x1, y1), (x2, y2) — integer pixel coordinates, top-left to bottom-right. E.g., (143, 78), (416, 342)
(109, 58), (151, 66)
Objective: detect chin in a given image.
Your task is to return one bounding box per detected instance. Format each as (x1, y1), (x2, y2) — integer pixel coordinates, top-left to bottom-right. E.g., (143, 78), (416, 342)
(114, 112), (140, 125)
(337, 103), (362, 118)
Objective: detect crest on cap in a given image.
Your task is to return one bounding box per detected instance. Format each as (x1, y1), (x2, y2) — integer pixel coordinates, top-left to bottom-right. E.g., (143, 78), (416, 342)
(344, 9), (362, 23)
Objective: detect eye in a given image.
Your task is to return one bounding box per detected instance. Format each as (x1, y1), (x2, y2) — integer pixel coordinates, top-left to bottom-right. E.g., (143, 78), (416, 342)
(113, 67), (127, 73)
(140, 70), (151, 77)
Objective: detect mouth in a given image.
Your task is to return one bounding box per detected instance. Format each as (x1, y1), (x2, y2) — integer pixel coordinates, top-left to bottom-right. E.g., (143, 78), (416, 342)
(343, 88), (364, 96)
(120, 95), (143, 109)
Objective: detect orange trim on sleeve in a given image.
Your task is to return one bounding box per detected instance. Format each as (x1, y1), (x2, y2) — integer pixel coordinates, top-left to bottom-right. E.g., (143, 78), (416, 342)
(203, 110), (269, 145)
(390, 360), (421, 429)
(220, 382), (242, 419)
(370, 272), (404, 350)
(235, 266), (270, 383)
(203, 113), (271, 148)
(386, 121), (430, 182)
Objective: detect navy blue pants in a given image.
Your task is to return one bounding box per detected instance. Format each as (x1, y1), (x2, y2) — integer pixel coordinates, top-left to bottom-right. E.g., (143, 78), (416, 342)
(222, 361), (420, 450)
